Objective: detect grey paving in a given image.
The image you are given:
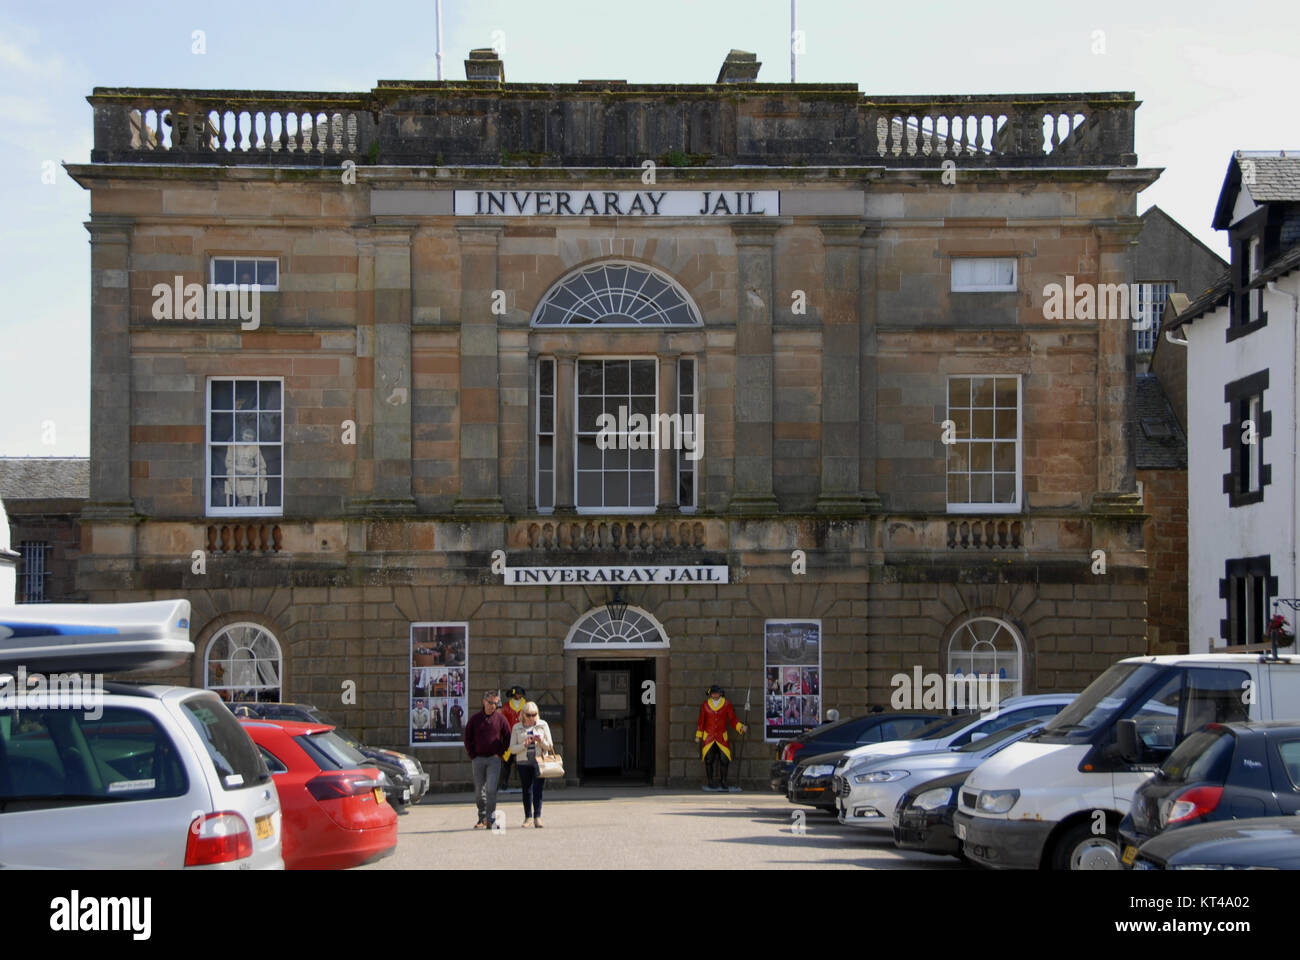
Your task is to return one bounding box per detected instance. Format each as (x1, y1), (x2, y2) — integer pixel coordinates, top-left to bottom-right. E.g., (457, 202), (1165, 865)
(359, 787), (970, 870)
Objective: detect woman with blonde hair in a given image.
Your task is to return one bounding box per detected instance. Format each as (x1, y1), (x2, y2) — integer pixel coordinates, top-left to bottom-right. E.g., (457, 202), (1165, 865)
(507, 700), (554, 827)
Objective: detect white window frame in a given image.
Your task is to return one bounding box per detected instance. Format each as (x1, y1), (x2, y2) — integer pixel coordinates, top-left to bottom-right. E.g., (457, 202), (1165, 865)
(945, 374), (1022, 514)
(947, 616), (1024, 701)
(210, 256), (280, 291)
(563, 605), (670, 649)
(574, 355), (660, 515)
(1245, 394), (1263, 494)
(536, 357), (556, 513)
(204, 622), (283, 703)
(677, 356), (698, 512)
(1135, 281), (1174, 354)
(951, 257), (1017, 293)
(206, 376), (285, 518)
(1248, 239), (1263, 322)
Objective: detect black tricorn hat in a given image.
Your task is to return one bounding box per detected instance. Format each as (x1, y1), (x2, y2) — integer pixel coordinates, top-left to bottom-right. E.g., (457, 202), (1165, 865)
(707, 684), (724, 696)
(507, 685), (526, 698)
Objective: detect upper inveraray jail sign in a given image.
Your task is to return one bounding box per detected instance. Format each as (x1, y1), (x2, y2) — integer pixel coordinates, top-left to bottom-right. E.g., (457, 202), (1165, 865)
(454, 190), (780, 217)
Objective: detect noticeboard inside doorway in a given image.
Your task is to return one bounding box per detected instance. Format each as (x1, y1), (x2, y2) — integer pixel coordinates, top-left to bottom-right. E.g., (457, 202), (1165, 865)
(763, 619), (822, 742)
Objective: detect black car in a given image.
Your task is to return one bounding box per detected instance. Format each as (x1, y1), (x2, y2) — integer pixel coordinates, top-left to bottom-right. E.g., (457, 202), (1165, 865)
(230, 701), (430, 810)
(1118, 720), (1300, 867)
(1131, 816), (1300, 870)
(771, 711), (942, 797)
(893, 769), (971, 859)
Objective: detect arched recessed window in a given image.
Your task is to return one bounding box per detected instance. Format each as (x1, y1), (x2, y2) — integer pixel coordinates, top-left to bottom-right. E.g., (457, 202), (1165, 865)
(947, 617), (1023, 700)
(564, 605), (669, 648)
(205, 622), (282, 702)
(531, 261), (702, 327)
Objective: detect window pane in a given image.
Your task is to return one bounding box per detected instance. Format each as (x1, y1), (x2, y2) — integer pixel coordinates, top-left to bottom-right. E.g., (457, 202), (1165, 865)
(211, 412), (233, 443)
(993, 442), (1016, 472)
(971, 443), (993, 471)
(679, 359), (694, 392)
(260, 380), (281, 411)
(256, 260), (278, 286)
(631, 396), (655, 420)
(577, 437), (601, 470)
(971, 474), (992, 502)
(235, 412), (258, 443)
(995, 378), (1017, 407)
(235, 261), (257, 285)
(630, 360), (656, 395)
(679, 469), (694, 505)
(210, 446), (228, 477)
(994, 474), (1016, 503)
(578, 398), (603, 432)
(577, 471), (602, 506)
(948, 443), (970, 471)
(972, 378), (996, 407)
(540, 401), (553, 434)
(261, 446), (282, 475)
(578, 362), (603, 396)
(630, 471), (655, 505)
(605, 447), (628, 471)
(604, 473), (629, 507)
(213, 259), (234, 285)
(263, 479), (282, 508)
(211, 380), (233, 409)
(949, 378), (970, 407)
(259, 413), (281, 443)
(605, 360), (629, 395)
(972, 410), (994, 439)
(950, 409), (971, 440)
(539, 359), (554, 396)
(538, 471), (554, 509)
(630, 448), (655, 470)
(235, 380), (258, 409)
(995, 410), (1017, 439)
(948, 474), (969, 503)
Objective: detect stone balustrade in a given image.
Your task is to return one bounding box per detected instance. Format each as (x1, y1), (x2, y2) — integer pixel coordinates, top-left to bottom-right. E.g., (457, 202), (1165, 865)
(88, 86), (1137, 168)
(946, 518), (1025, 550)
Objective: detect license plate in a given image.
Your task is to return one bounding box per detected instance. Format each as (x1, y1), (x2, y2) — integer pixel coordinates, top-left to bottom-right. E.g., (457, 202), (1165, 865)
(373, 787), (385, 804)
(1122, 844), (1138, 866)
(255, 815), (273, 841)
(954, 822), (967, 840)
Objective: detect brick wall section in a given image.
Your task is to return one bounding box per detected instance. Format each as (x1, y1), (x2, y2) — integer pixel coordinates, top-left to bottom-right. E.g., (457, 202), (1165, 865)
(1138, 467), (1189, 654)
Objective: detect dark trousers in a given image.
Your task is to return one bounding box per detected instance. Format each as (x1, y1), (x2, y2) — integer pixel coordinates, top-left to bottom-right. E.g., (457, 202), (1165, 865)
(705, 745), (730, 787)
(518, 762), (545, 818)
(500, 753), (516, 790)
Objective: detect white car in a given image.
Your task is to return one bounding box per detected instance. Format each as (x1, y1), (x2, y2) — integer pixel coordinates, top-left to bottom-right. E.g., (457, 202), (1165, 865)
(831, 694), (1076, 813)
(837, 708), (1072, 830)
(0, 600), (283, 869)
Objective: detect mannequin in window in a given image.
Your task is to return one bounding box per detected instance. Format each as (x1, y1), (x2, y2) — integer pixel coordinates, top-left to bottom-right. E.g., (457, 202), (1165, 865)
(225, 426), (268, 507)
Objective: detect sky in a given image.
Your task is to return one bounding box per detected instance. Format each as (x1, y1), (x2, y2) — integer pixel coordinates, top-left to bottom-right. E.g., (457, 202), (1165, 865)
(1, 0), (1297, 457)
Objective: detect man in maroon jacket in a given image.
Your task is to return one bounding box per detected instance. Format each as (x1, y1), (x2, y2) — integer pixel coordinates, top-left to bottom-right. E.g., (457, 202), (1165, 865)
(463, 691), (513, 828)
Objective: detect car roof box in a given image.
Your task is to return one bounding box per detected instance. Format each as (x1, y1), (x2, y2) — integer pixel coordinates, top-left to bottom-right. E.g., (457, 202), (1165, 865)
(0, 599), (193, 673)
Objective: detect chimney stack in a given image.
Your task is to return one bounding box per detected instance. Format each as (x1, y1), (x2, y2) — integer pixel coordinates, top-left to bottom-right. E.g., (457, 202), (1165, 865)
(717, 49), (760, 84)
(465, 48), (504, 83)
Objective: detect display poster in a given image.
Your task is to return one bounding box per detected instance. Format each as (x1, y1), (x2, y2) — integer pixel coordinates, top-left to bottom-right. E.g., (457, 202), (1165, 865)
(410, 622), (468, 746)
(763, 619), (822, 742)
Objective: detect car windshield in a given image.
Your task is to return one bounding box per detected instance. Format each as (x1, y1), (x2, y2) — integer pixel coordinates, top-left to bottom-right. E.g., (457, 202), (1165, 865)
(1040, 663), (1160, 736)
(906, 713), (974, 740)
(953, 717), (1039, 753)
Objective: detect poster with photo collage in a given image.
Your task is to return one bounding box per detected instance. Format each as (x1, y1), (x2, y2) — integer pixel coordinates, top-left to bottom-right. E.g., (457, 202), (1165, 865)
(763, 619), (821, 742)
(410, 622), (469, 746)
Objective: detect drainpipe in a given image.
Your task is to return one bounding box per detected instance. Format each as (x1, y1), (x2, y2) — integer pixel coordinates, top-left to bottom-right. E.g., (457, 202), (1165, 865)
(1267, 280), (1299, 618)
(1164, 327), (1188, 346)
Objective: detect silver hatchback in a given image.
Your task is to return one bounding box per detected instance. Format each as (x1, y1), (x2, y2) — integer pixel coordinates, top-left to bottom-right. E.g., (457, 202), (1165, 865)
(1, 682), (283, 869)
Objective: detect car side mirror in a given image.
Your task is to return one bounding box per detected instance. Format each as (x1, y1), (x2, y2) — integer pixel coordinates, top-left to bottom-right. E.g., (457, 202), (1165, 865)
(968, 731), (988, 743)
(1117, 719), (1143, 763)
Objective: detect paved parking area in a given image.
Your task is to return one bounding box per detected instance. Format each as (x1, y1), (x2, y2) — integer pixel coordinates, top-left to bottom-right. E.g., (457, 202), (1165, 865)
(360, 788), (971, 869)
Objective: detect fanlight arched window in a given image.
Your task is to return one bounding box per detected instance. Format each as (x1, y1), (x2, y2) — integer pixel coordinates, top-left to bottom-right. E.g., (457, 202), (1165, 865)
(532, 261), (702, 327)
(205, 622), (282, 702)
(946, 616), (1023, 701)
(564, 605), (669, 648)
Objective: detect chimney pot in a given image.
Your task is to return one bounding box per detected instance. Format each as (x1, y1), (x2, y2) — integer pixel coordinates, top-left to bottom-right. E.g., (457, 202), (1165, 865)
(465, 47), (504, 83)
(717, 49), (760, 84)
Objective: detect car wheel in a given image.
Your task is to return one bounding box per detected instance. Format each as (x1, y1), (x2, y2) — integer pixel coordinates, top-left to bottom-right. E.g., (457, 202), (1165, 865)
(1052, 820), (1122, 870)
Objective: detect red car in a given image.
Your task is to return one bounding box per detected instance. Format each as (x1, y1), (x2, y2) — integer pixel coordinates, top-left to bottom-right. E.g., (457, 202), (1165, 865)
(239, 719), (397, 870)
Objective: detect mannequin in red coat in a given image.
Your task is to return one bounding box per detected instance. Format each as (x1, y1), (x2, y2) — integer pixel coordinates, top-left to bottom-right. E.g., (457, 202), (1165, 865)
(696, 684), (747, 791)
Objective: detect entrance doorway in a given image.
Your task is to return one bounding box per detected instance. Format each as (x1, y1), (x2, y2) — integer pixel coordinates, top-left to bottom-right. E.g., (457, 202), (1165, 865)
(577, 659), (655, 783)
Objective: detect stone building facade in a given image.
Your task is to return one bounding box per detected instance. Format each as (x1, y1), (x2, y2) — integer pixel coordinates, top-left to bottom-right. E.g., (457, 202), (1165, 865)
(69, 51), (1158, 788)
(0, 458), (89, 604)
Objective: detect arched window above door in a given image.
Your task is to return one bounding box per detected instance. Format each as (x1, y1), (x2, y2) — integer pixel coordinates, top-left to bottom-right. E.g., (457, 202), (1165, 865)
(564, 605), (669, 648)
(531, 261), (702, 327)
(205, 621), (282, 703)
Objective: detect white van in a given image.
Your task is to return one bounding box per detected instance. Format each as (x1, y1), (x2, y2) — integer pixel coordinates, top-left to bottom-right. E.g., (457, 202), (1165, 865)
(0, 600), (283, 869)
(952, 652), (1300, 870)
